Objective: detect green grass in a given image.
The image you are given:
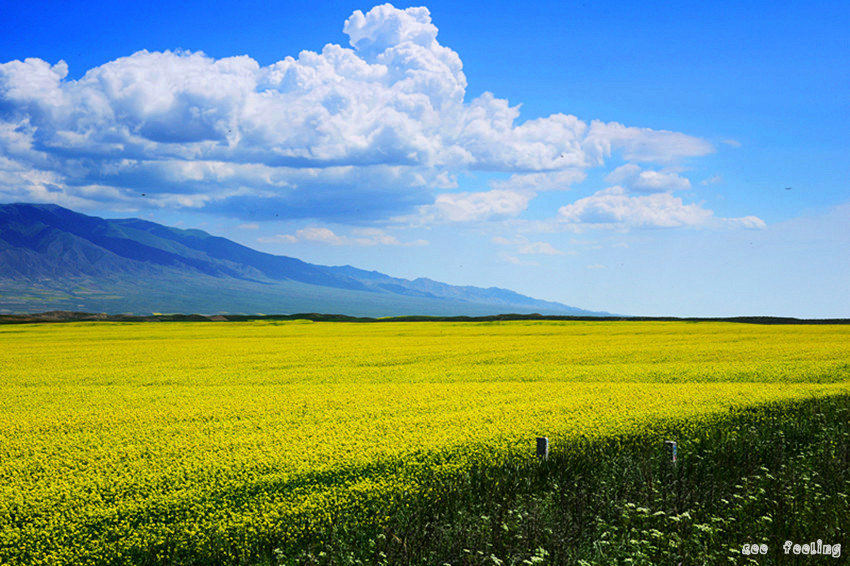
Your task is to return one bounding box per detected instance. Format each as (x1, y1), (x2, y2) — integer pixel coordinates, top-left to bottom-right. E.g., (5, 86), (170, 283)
(274, 394), (849, 565)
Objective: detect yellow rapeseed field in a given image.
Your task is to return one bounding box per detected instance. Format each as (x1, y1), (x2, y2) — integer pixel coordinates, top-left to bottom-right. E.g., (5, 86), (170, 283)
(1, 321), (848, 564)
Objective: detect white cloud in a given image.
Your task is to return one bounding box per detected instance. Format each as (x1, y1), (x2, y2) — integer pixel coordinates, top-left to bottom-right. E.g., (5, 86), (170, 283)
(501, 253), (538, 266)
(603, 164), (642, 185)
(519, 241), (562, 255)
(558, 186), (715, 228)
(583, 121), (714, 164)
(605, 163), (691, 193)
(296, 227), (349, 245)
(418, 189), (532, 223)
(349, 226), (428, 246)
(258, 234), (298, 244)
(701, 175), (723, 186)
(490, 169), (587, 192)
(260, 225), (427, 246)
(558, 186), (765, 230)
(492, 235), (564, 255)
(724, 216), (767, 229)
(0, 4), (714, 223)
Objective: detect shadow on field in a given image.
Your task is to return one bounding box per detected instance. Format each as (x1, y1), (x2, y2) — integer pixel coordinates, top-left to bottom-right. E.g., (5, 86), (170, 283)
(271, 395), (849, 566)
(37, 396), (846, 565)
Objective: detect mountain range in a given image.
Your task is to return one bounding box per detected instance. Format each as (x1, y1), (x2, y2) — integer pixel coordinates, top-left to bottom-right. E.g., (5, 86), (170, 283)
(0, 203), (608, 316)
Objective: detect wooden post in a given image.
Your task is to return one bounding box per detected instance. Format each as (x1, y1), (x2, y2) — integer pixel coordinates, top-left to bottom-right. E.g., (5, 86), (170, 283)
(537, 437), (549, 459)
(664, 440), (677, 462)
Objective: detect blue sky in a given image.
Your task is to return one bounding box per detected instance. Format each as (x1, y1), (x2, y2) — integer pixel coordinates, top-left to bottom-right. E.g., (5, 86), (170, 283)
(1, 0), (848, 316)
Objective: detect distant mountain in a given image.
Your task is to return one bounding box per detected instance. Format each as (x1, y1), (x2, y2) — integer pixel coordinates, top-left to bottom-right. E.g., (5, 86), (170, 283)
(0, 203), (610, 317)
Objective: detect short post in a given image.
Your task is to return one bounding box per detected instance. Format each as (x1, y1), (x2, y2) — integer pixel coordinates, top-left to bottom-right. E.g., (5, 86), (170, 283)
(537, 437), (549, 460)
(664, 440), (677, 463)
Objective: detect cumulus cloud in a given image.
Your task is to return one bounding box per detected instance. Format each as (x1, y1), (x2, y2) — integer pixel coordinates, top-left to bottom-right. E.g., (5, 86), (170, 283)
(557, 186), (764, 229)
(0, 3), (715, 222)
(292, 227), (348, 245)
(416, 189), (532, 223)
(604, 164), (691, 193)
(558, 186), (714, 228)
(552, 162), (762, 231)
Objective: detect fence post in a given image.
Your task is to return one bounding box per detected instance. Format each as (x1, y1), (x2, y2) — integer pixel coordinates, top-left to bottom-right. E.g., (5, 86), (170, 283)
(537, 437), (549, 459)
(664, 440), (677, 462)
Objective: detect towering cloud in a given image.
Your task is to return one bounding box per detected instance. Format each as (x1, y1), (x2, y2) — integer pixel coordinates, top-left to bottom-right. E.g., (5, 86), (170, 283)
(0, 3), (715, 223)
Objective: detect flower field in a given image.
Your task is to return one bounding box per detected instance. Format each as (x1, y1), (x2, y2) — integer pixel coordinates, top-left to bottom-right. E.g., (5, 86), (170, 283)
(1, 320), (848, 564)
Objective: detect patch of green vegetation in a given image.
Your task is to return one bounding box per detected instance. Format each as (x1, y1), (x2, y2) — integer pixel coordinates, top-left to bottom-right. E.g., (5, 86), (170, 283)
(271, 395), (849, 565)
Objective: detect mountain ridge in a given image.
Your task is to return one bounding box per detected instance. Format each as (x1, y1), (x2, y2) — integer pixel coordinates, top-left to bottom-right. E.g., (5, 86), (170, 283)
(0, 202), (610, 317)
